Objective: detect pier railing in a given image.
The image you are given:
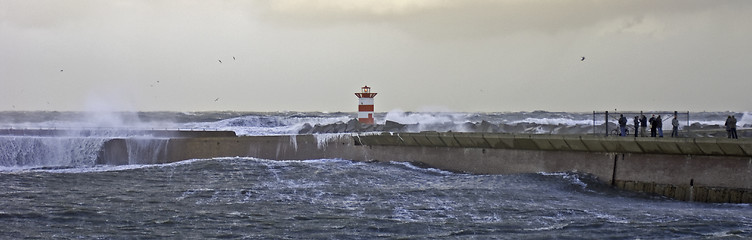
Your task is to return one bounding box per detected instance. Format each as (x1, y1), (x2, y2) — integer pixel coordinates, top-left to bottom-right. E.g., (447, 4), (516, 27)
(593, 111), (690, 137)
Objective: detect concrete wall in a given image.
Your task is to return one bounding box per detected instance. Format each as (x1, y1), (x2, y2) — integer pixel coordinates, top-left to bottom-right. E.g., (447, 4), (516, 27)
(96, 132), (752, 203)
(355, 132), (752, 203)
(356, 132), (752, 157)
(97, 135), (364, 165)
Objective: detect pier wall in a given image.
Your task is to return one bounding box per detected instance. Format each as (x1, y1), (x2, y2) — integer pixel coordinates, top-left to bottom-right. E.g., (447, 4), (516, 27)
(96, 132), (752, 203)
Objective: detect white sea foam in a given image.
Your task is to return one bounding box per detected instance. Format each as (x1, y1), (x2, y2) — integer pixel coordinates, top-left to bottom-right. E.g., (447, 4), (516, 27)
(0, 136), (108, 168)
(508, 117), (593, 126)
(538, 172), (588, 189)
(384, 109), (471, 125)
(0, 157), (220, 174)
(523, 223), (570, 231)
(313, 133), (350, 149)
(182, 114), (352, 136)
(583, 209), (630, 224)
(389, 161), (456, 175)
(289, 135), (298, 151)
(224, 156), (353, 166)
(2, 163), (149, 174)
(739, 112), (752, 127)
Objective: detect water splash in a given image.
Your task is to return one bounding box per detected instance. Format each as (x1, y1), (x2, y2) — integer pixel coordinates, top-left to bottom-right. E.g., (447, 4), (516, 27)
(125, 138), (169, 164)
(289, 135), (298, 151)
(738, 112), (752, 128)
(0, 136), (107, 168)
(314, 133), (350, 149)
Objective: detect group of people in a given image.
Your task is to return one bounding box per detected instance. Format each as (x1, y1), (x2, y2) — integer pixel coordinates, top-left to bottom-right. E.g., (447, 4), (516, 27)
(725, 115), (739, 139)
(618, 113), (680, 138)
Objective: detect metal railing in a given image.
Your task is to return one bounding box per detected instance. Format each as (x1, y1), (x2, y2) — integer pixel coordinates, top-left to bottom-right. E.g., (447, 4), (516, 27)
(593, 111), (690, 137)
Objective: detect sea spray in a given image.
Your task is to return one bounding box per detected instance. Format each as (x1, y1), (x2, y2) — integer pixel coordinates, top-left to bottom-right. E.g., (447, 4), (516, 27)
(384, 109), (470, 125)
(125, 138), (169, 164)
(739, 112), (752, 127)
(289, 135), (298, 151)
(509, 117), (593, 126)
(0, 136), (107, 167)
(314, 133), (351, 150)
(183, 114), (352, 136)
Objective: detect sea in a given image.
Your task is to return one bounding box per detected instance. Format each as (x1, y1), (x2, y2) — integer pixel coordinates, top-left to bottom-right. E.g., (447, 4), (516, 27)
(1, 110), (751, 239)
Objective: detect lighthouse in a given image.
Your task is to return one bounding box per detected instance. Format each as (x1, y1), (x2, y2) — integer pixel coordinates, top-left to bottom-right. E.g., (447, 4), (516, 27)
(354, 85), (377, 124)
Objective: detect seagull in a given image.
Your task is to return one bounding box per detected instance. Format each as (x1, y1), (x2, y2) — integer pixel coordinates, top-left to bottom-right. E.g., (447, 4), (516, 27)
(233, 56), (236, 60)
(581, 57), (585, 61)
(214, 98), (220, 102)
(218, 59), (222, 63)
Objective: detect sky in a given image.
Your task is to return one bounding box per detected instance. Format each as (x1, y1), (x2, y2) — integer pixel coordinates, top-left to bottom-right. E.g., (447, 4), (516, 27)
(1, 0), (751, 113)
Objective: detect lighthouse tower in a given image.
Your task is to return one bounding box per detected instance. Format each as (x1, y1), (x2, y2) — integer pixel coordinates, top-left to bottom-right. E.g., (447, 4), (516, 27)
(354, 86), (377, 124)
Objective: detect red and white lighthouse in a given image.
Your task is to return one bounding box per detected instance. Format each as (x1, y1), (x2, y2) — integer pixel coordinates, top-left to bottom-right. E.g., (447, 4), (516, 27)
(354, 85), (377, 124)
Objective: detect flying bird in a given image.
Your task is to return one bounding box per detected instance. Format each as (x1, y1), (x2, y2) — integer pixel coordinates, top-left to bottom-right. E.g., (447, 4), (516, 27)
(581, 57), (585, 61)
(214, 98), (220, 102)
(60, 69), (63, 72)
(218, 59), (222, 63)
(233, 56), (236, 60)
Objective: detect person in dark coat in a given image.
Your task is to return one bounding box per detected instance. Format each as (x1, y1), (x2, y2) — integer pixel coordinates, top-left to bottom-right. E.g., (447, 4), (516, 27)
(731, 115), (738, 139)
(657, 115), (663, 137)
(649, 115), (657, 137)
(640, 114), (648, 137)
(618, 114), (627, 136)
(725, 115), (732, 138)
(633, 116), (639, 137)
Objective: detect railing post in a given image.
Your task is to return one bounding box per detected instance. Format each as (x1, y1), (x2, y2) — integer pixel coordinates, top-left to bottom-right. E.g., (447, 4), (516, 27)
(686, 111), (690, 136)
(605, 111), (609, 137)
(592, 111), (596, 136)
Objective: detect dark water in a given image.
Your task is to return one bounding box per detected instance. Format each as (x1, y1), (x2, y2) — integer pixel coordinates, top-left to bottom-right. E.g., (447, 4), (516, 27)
(2, 158), (751, 239)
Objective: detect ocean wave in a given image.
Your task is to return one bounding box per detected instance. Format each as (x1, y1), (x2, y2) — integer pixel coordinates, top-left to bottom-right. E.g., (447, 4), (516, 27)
(2, 111), (749, 137)
(1, 162), (158, 174)
(388, 161), (457, 176)
(538, 172), (589, 189)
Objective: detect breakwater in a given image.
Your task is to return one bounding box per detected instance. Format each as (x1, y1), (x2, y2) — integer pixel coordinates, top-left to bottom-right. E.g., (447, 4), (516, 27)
(88, 131), (752, 203)
(355, 133), (752, 203)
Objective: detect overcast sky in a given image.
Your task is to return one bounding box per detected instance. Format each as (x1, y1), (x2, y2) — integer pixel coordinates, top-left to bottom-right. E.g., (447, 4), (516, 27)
(1, 0), (751, 112)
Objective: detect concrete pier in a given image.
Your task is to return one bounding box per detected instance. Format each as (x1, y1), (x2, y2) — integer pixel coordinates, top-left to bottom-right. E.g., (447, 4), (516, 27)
(92, 132), (752, 203)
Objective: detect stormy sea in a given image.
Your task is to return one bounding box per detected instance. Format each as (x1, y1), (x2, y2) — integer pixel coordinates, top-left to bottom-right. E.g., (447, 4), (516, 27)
(1, 111), (751, 239)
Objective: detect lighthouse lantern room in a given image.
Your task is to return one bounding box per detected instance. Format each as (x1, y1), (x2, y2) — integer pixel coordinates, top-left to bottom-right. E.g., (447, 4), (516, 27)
(354, 86), (377, 124)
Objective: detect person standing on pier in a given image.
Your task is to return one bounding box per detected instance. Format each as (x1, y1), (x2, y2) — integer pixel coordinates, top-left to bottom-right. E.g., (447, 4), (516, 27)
(671, 115), (680, 137)
(650, 115), (657, 137)
(640, 114), (648, 137)
(731, 115), (738, 139)
(725, 116), (733, 138)
(633, 116), (639, 137)
(657, 115), (664, 137)
(618, 114), (628, 136)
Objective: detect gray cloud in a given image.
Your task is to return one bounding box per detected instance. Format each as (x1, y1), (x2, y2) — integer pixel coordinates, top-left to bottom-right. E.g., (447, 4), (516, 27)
(1, 0), (105, 29)
(251, 0), (728, 39)
(1, 0), (751, 112)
